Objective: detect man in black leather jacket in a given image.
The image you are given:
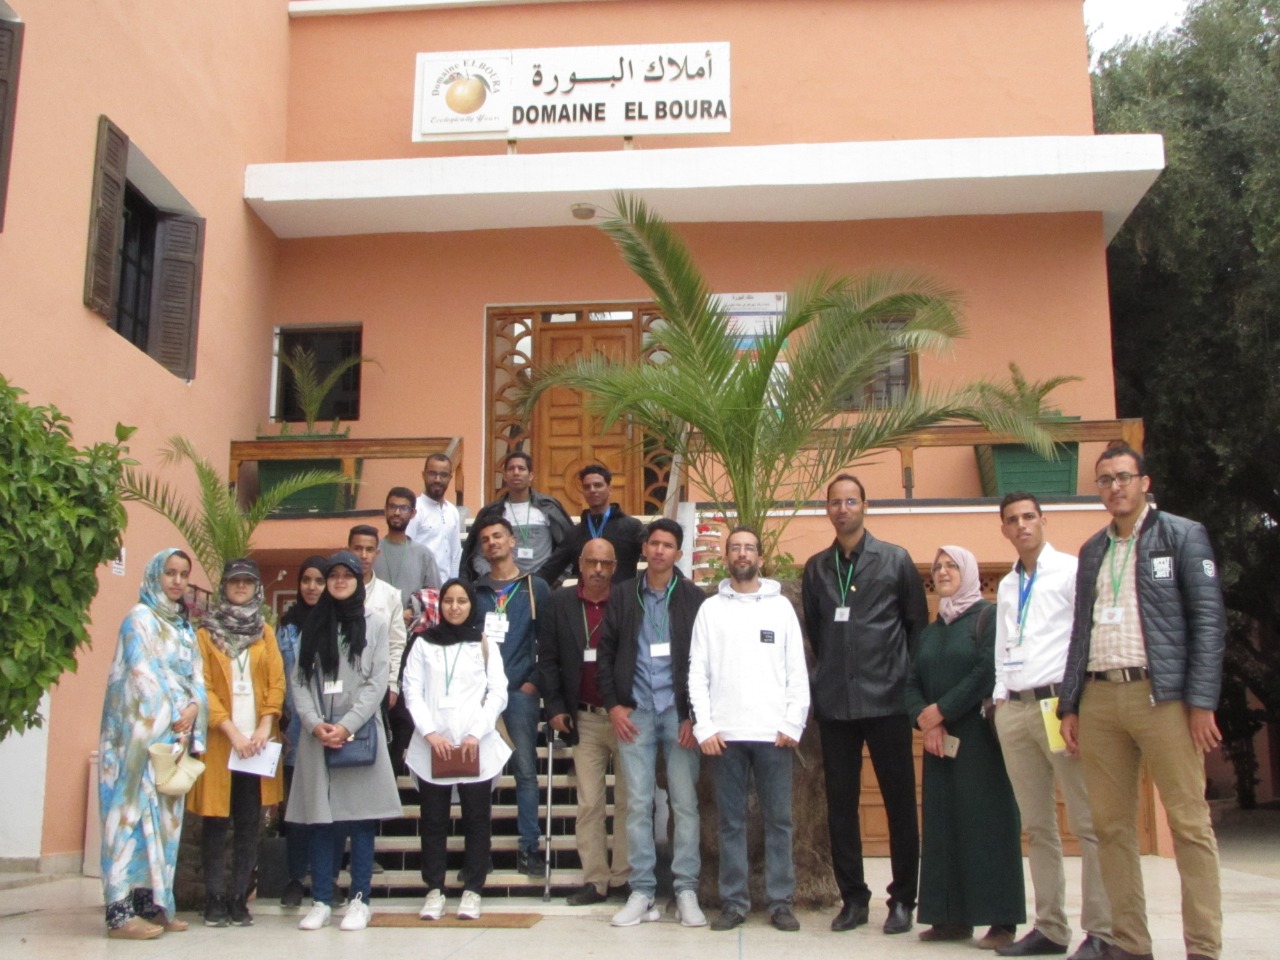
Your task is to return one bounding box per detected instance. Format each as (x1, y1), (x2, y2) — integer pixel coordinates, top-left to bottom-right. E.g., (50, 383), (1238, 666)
(802, 474), (927, 937)
(1059, 445), (1225, 960)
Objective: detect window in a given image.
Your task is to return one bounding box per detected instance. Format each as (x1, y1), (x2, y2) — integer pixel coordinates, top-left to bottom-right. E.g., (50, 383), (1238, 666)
(273, 326), (364, 424)
(83, 116), (204, 379)
(0, 3), (23, 232)
(839, 319), (916, 410)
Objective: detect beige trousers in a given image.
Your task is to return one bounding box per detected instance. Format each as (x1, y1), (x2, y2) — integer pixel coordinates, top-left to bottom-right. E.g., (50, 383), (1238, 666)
(1078, 679), (1221, 959)
(996, 697), (1111, 946)
(572, 708), (630, 892)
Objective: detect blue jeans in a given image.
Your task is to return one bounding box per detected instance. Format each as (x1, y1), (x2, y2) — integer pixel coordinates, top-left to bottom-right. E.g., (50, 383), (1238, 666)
(503, 688), (542, 852)
(309, 820), (376, 904)
(714, 740), (796, 913)
(618, 706), (701, 897)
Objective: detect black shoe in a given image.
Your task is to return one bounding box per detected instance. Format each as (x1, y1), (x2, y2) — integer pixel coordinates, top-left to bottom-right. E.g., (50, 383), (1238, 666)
(711, 908), (746, 931)
(517, 848), (547, 877)
(998, 929), (1069, 956)
(607, 882), (632, 901)
(203, 895), (229, 928)
(566, 883), (607, 906)
(1066, 935), (1109, 960)
(227, 897), (253, 927)
(771, 905), (800, 932)
(370, 860), (385, 874)
(919, 924), (974, 941)
(280, 879), (306, 908)
(884, 900), (913, 935)
(831, 899), (869, 931)
(1095, 946), (1151, 960)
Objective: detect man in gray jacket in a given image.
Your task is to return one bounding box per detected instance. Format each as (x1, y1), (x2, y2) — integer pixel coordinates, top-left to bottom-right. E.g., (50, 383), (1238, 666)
(1059, 445), (1226, 960)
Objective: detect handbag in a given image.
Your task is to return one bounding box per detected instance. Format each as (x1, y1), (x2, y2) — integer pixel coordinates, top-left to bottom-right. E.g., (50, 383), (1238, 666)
(430, 749), (480, 779)
(149, 740), (206, 796)
(319, 675), (378, 768)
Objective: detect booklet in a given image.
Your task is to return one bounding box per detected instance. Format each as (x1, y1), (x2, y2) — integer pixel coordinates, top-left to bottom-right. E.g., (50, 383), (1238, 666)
(1041, 697), (1068, 753)
(227, 740), (283, 777)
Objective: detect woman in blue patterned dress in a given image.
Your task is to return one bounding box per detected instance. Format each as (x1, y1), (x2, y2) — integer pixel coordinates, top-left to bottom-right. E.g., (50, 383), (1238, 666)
(98, 548), (208, 940)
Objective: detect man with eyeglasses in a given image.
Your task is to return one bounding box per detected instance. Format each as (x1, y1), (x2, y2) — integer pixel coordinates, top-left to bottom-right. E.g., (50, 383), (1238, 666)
(537, 538), (632, 906)
(801, 473), (927, 936)
(1058, 444), (1226, 960)
(375, 487), (442, 623)
(406, 453), (462, 579)
(688, 526), (810, 933)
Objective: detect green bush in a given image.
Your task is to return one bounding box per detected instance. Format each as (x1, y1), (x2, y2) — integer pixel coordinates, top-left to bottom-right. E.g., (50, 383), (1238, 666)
(0, 375), (133, 739)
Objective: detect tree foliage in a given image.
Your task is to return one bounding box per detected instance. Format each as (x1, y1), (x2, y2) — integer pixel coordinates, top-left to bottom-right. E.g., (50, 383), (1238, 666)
(522, 193), (1059, 573)
(0, 376), (133, 739)
(1095, 0), (1280, 801)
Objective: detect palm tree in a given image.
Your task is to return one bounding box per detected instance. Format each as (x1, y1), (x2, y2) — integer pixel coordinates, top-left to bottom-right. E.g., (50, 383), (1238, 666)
(275, 345), (375, 435)
(121, 435), (350, 587)
(520, 193), (1063, 572)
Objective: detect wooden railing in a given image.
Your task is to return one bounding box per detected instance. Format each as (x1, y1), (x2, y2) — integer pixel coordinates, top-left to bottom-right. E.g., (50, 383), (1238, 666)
(890, 417), (1144, 498)
(229, 436), (464, 508)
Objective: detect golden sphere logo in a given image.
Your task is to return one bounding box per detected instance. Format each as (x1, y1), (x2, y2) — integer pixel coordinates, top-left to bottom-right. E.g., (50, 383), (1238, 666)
(444, 73), (490, 115)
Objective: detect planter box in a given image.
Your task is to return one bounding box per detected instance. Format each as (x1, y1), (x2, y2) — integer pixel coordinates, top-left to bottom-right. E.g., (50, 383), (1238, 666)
(258, 457), (352, 513)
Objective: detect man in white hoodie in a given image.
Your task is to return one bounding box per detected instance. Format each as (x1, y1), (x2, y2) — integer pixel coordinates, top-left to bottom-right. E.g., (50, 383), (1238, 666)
(688, 526), (811, 933)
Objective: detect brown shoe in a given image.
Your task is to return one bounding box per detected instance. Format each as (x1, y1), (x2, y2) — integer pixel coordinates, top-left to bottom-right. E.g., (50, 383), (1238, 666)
(919, 923), (973, 941)
(107, 917), (164, 940)
(977, 927), (1017, 950)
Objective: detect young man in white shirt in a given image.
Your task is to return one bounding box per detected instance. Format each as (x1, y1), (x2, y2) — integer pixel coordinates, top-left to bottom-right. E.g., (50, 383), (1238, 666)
(406, 453), (462, 580)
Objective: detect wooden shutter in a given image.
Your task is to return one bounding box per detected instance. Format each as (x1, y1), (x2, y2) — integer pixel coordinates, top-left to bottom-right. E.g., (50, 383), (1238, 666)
(83, 116), (128, 318)
(147, 213), (204, 379)
(0, 15), (24, 232)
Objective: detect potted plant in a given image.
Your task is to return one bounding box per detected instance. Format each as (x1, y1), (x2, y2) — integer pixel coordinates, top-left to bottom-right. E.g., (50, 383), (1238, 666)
(257, 346), (375, 512)
(972, 363), (1083, 496)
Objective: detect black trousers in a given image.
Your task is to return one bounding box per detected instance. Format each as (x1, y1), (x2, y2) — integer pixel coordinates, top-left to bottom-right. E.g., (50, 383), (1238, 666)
(201, 771), (263, 901)
(818, 713), (919, 908)
(418, 777), (493, 893)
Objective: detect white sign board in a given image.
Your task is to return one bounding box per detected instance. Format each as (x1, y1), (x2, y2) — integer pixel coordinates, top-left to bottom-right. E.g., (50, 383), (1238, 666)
(714, 292), (787, 349)
(414, 42), (730, 141)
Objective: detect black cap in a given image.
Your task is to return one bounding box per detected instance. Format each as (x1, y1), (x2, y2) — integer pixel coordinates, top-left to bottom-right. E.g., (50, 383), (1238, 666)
(222, 557), (261, 581)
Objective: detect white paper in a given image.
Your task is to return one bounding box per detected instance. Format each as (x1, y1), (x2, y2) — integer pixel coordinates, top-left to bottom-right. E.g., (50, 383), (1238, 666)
(228, 740), (282, 778)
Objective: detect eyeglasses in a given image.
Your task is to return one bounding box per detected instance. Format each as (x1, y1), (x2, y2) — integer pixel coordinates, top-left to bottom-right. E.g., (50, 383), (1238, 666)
(726, 543), (759, 555)
(931, 561), (960, 573)
(1096, 472), (1141, 489)
(827, 498), (862, 509)
(387, 504), (414, 513)
(582, 558), (617, 568)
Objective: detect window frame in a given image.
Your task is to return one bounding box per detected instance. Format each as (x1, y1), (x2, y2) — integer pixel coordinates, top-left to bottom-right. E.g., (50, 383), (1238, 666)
(837, 318), (919, 411)
(271, 325), (365, 425)
(0, 3), (24, 232)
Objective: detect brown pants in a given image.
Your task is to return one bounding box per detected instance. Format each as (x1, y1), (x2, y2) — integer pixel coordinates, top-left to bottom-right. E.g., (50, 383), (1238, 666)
(1078, 679), (1221, 959)
(572, 709), (630, 893)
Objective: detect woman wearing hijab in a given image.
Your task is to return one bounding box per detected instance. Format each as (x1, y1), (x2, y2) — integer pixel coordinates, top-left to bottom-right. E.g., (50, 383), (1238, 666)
(99, 548), (207, 940)
(275, 555), (328, 907)
(905, 545), (1025, 950)
(402, 579), (510, 921)
(189, 558), (285, 928)
(286, 551), (401, 932)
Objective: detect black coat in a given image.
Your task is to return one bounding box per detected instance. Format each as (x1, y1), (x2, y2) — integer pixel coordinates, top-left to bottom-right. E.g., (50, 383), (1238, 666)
(536, 584), (607, 745)
(570, 503), (647, 583)
(459, 489), (575, 587)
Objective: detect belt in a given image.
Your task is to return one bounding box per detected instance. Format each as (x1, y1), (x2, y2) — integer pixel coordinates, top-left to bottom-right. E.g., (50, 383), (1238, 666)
(1087, 667), (1150, 683)
(578, 702), (609, 717)
(1008, 683), (1063, 702)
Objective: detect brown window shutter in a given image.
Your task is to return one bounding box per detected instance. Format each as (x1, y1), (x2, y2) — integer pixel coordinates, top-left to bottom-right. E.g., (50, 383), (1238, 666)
(0, 16), (22, 232)
(83, 115), (128, 318)
(147, 213), (204, 379)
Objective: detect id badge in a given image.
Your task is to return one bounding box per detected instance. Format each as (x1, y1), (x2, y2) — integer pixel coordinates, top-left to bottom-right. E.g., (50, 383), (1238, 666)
(1002, 643), (1024, 671)
(1100, 606), (1125, 625)
(484, 612), (509, 643)
(322, 679), (343, 696)
(438, 695), (459, 709)
(233, 680), (252, 696)
(650, 642), (672, 659)
(583, 648), (598, 663)
(516, 547), (535, 561)
(834, 606), (851, 623)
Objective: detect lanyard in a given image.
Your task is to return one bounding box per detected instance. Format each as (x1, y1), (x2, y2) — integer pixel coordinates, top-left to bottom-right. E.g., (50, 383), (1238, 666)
(580, 600), (603, 647)
(586, 505), (612, 540)
(494, 580), (522, 615)
(1107, 534), (1137, 604)
(1015, 565), (1037, 645)
(637, 577), (676, 643)
(443, 644), (463, 694)
(834, 551), (857, 600)
(511, 500), (532, 543)
(234, 649), (250, 675)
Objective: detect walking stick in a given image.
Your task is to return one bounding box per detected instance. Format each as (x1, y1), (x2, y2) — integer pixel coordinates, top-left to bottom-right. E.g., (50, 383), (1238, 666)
(542, 730), (557, 901)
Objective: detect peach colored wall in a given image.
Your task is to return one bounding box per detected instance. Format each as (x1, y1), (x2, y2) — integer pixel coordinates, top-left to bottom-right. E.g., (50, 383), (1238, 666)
(0, 1), (291, 859)
(271, 210), (1115, 514)
(284, 0), (1094, 161)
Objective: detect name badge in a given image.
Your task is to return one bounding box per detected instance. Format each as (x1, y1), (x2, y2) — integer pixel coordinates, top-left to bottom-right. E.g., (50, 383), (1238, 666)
(583, 648), (598, 663)
(516, 547), (535, 561)
(760, 630), (775, 644)
(834, 606), (850, 622)
(233, 680), (252, 696)
(322, 679), (343, 696)
(1100, 606), (1125, 625)
(1002, 643), (1024, 671)
(438, 695), (459, 709)
(484, 612), (509, 643)
(649, 642), (672, 659)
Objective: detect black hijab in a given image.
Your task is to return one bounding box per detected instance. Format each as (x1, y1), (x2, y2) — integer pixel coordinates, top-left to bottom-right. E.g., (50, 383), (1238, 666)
(423, 578), (484, 647)
(298, 551), (368, 682)
(280, 555), (329, 632)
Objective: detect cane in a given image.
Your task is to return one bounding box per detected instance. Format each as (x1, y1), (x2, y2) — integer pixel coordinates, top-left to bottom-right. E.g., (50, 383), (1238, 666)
(542, 730), (558, 901)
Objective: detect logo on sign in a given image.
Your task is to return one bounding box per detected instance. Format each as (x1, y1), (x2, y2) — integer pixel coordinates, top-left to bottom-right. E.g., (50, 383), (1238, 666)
(1152, 556), (1174, 580)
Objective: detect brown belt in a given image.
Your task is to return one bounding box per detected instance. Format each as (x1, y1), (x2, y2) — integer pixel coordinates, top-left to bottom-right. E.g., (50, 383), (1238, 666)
(1087, 667), (1150, 683)
(1008, 683), (1063, 702)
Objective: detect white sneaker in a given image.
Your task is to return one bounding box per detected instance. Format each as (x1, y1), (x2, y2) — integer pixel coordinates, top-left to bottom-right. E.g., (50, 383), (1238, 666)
(457, 890), (482, 920)
(339, 893), (370, 931)
(298, 902), (331, 930)
(611, 891), (660, 927)
(676, 890), (707, 927)
(419, 889), (446, 920)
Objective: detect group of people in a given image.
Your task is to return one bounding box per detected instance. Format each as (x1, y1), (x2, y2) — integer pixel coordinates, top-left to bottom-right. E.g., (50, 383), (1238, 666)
(96, 445), (1226, 960)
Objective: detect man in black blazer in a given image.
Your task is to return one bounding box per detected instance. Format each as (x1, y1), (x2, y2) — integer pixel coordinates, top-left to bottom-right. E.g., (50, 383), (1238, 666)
(538, 538), (631, 906)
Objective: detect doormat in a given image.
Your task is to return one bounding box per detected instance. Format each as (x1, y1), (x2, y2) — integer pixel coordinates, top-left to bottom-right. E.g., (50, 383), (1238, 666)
(368, 912), (541, 929)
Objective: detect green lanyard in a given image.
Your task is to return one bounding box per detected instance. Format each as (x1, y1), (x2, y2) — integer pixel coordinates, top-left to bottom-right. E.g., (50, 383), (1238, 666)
(443, 644), (463, 695)
(494, 579), (522, 615)
(834, 551), (857, 600)
(234, 649), (250, 676)
(580, 601), (602, 647)
(1107, 534), (1137, 604)
(637, 577), (676, 642)
(511, 501), (532, 543)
